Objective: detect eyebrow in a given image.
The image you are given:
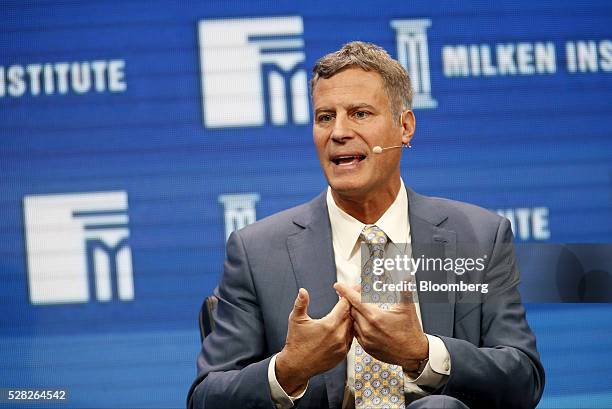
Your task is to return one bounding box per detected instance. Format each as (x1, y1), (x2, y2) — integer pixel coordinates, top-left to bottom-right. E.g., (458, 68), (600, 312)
(346, 103), (376, 111)
(314, 103), (377, 115)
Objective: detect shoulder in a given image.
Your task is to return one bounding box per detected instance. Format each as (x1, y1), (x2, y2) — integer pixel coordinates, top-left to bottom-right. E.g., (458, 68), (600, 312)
(422, 194), (502, 224)
(409, 188), (509, 242)
(233, 192), (325, 242)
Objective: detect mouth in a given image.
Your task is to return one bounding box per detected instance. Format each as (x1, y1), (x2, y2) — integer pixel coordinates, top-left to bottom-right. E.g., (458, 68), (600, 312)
(330, 153), (367, 166)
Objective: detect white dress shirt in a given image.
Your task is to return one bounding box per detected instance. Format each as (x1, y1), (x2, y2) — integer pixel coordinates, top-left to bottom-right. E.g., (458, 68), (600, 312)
(268, 180), (451, 408)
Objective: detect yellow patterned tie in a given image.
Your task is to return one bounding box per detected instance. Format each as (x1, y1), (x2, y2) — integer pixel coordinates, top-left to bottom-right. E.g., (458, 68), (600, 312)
(355, 225), (405, 409)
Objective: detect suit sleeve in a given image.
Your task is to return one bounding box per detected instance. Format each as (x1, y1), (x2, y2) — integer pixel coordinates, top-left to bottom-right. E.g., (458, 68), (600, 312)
(437, 218), (545, 409)
(187, 231), (277, 409)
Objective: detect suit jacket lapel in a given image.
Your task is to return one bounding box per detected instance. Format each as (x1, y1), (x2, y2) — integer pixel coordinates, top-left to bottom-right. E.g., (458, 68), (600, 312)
(287, 192), (338, 319)
(407, 188), (456, 338)
(286, 192), (345, 408)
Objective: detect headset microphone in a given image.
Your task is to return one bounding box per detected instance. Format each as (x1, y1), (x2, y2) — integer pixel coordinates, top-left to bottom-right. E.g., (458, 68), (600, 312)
(372, 144), (410, 154)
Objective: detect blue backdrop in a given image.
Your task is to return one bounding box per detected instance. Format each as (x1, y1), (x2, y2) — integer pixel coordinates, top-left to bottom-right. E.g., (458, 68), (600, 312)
(1, 1), (611, 407)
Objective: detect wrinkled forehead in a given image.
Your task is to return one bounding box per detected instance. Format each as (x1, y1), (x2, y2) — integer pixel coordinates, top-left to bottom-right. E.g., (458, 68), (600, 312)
(311, 68), (391, 110)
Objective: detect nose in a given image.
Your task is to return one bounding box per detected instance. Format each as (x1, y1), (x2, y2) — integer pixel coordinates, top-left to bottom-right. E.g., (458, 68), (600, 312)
(330, 114), (355, 144)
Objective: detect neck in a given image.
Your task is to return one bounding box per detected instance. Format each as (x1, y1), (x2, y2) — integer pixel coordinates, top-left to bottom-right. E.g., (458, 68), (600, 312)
(331, 177), (401, 224)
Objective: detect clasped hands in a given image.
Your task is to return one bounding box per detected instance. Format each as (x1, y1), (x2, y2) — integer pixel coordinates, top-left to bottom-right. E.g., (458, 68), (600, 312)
(275, 282), (429, 396)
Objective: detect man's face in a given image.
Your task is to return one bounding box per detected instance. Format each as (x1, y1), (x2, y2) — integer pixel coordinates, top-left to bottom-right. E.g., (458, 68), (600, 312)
(312, 67), (413, 198)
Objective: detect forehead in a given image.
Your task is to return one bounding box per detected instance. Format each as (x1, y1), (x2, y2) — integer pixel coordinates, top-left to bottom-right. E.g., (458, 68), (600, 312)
(312, 67), (389, 109)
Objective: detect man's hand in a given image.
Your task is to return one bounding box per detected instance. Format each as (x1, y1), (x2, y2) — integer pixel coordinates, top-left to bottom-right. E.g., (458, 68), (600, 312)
(333, 282), (428, 374)
(275, 288), (353, 396)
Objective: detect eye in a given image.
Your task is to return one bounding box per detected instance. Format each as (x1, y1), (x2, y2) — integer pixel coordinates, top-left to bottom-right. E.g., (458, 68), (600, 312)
(317, 113), (334, 123)
(354, 110), (370, 119)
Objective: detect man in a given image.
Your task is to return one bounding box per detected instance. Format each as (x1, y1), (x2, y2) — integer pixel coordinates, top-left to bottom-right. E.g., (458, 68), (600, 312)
(187, 42), (544, 409)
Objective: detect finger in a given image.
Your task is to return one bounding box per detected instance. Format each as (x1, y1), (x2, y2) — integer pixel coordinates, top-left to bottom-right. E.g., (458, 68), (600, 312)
(398, 286), (416, 306)
(333, 282), (365, 313)
(325, 296), (351, 321)
(346, 318), (355, 341)
(350, 307), (370, 331)
(291, 288), (310, 319)
(344, 324), (355, 350)
(341, 287), (378, 323)
(352, 319), (366, 346)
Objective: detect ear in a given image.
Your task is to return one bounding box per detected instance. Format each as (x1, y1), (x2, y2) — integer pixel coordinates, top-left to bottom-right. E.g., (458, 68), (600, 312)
(400, 110), (416, 146)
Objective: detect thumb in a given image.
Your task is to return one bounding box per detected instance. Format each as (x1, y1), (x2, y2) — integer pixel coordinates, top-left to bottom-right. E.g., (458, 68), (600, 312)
(398, 286), (416, 308)
(326, 296), (350, 321)
(291, 288), (310, 319)
(392, 290), (416, 316)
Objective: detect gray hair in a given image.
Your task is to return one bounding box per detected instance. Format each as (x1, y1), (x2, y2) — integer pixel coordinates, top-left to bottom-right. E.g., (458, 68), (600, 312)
(310, 41), (413, 118)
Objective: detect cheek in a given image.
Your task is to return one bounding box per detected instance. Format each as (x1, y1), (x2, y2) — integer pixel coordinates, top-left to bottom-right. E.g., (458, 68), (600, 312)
(313, 133), (332, 159)
(315, 140), (327, 158)
(367, 123), (396, 146)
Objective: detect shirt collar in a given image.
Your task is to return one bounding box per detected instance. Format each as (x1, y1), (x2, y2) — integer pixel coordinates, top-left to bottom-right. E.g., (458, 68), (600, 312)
(326, 179), (410, 260)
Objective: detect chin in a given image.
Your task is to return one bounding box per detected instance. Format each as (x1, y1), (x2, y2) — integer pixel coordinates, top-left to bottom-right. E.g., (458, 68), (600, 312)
(322, 165), (375, 197)
(328, 178), (371, 197)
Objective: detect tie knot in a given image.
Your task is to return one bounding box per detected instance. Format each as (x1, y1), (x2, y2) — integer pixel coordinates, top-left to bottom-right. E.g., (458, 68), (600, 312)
(361, 225), (388, 247)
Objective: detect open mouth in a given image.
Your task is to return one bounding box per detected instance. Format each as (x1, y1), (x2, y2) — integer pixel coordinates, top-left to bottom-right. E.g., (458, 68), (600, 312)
(330, 154), (367, 166)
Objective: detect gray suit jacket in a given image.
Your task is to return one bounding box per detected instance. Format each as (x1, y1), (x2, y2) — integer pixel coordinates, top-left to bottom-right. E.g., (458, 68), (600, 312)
(187, 188), (545, 409)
